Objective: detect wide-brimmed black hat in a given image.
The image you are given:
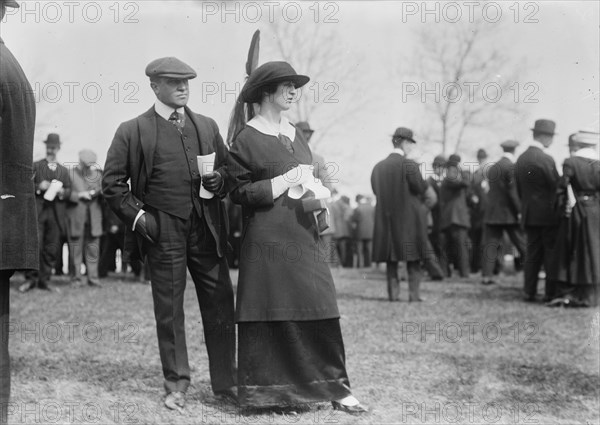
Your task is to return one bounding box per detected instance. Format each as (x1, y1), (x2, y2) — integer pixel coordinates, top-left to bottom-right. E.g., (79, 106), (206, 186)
(240, 61), (309, 104)
(531, 119), (556, 135)
(391, 127), (417, 143)
(43, 133), (61, 147)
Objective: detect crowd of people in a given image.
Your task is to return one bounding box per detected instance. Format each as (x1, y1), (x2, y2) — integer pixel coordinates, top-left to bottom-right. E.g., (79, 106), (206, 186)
(1, 2), (598, 421)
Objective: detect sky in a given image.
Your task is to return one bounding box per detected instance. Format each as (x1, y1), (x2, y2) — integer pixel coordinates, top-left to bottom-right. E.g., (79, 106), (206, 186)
(2, 1), (598, 196)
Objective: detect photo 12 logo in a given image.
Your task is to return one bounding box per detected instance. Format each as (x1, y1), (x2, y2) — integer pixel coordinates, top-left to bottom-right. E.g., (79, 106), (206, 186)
(400, 1), (540, 24)
(200, 1), (340, 24)
(2, 1), (140, 24)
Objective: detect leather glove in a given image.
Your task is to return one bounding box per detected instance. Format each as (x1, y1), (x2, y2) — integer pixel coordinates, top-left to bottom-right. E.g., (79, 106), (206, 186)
(202, 171), (223, 193)
(135, 212), (158, 244)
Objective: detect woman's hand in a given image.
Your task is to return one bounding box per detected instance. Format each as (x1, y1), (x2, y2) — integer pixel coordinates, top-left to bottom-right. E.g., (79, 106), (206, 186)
(283, 164), (314, 187)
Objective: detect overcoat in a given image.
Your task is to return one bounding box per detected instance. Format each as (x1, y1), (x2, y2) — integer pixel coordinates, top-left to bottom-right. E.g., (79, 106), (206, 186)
(102, 106), (230, 258)
(32, 159), (71, 234)
(439, 167), (471, 229)
(227, 125), (340, 322)
(484, 156), (521, 225)
(371, 153), (429, 262)
(67, 166), (103, 238)
(352, 202), (375, 240)
(515, 145), (559, 227)
(0, 38), (38, 271)
(553, 155), (600, 285)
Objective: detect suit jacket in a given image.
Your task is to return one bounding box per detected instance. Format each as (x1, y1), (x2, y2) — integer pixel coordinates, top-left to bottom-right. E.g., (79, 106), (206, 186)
(470, 166), (488, 229)
(102, 106), (230, 258)
(67, 166), (103, 238)
(371, 153), (429, 262)
(484, 156), (520, 225)
(32, 159), (71, 234)
(0, 38), (38, 270)
(515, 145), (559, 227)
(440, 166), (471, 229)
(352, 202), (375, 240)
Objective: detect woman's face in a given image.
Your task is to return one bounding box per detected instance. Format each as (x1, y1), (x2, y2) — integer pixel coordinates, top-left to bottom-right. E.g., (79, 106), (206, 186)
(263, 81), (297, 111)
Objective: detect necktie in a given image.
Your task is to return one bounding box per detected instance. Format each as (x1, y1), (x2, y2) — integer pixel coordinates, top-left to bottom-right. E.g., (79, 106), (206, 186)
(169, 111), (184, 133)
(278, 134), (294, 154)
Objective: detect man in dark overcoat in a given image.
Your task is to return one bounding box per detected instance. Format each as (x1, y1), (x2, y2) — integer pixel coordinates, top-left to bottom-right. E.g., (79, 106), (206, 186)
(102, 57), (236, 409)
(516, 119), (560, 302)
(426, 155), (446, 274)
(20, 133), (71, 292)
(439, 154), (471, 278)
(469, 148), (488, 273)
(372, 127), (429, 301)
(0, 1), (38, 422)
(481, 140), (526, 285)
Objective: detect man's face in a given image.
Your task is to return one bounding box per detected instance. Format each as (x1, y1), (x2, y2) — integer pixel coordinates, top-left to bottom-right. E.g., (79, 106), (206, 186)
(151, 78), (189, 108)
(46, 145), (59, 160)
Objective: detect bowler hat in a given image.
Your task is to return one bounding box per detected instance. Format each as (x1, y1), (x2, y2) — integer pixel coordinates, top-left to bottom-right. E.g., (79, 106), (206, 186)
(79, 149), (97, 166)
(500, 140), (520, 150)
(1, 1), (20, 8)
(240, 61), (309, 104)
(43, 133), (61, 147)
(391, 127), (417, 143)
(432, 155), (446, 167)
(295, 121), (314, 134)
(446, 154), (461, 167)
(531, 119), (556, 135)
(145, 57), (197, 80)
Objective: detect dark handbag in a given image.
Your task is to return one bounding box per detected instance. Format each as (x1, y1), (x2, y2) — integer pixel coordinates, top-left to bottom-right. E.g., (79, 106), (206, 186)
(301, 197), (330, 233)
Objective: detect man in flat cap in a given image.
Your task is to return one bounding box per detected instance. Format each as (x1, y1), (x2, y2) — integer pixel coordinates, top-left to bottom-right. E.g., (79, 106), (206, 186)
(103, 57), (236, 409)
(0, 1), (38, 422)
(439, 154), (471, 278)
(67, 150), (103, 287)
(516, 119), (560, 302)
(372, 127), (429, 301)
(481, 140), (526, 285)
(19, 134), (72, 293)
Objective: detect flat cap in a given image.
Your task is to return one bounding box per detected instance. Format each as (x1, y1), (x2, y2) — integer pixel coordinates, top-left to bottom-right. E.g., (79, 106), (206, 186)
(2, 1), (20, 8)
(79, 149), (97, 165)
(392, 127), (417, 143)
(145, 57), (197, 80)
(500, 139), (520, 150)
(446, 154), (461, 166)
(433, 155), (446, 166)
(569, 130), (599, 147)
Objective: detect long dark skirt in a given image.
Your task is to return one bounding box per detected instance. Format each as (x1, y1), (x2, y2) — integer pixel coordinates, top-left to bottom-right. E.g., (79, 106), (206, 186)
(238, 319), (352, 407)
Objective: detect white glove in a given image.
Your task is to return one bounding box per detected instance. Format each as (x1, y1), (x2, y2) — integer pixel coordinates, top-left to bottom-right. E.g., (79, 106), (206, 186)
(271, 164), (314, 199)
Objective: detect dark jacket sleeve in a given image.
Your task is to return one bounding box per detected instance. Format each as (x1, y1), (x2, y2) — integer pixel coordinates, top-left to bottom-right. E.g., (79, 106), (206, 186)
(227, 135), (275, 208)
(406, 159), (428, 196)
(102, 121), (144, 228)
(208, 117), (230, 199)
(504, 161), (521, 214)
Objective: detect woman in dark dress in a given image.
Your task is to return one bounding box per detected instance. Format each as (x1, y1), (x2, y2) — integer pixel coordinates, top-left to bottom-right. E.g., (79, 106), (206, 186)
(550, 131), (600, 307)
(226, 61), (367, 414)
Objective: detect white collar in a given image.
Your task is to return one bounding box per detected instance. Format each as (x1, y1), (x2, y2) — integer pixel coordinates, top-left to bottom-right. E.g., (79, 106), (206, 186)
(154, 99), (185, 122)
(247, 114), (296, 141)
(502, 152), (515, 162)
(391, 147), (405, 156)
(529, 140), (547, 151)
(574, 147), (599, 160)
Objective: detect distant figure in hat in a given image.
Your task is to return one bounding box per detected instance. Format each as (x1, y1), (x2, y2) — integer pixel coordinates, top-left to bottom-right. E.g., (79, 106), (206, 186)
(439, 154), (471, 278)
(295, 121), (334, 191)
(66, 150), (103, 288)
(226, 61), (367, 414)
(103, 57), (236, 410)
(0, 1), (38, 422)
(351, 194), (375, 268)
(19, 134), (72, 293)
(426, 155), (446, 273)
(550, 131), (600, 307)
(515, 119), (560, 302)
(372, 127), (429, 301)
(468, 148), (489, 274)
(480, 140), (526, 285)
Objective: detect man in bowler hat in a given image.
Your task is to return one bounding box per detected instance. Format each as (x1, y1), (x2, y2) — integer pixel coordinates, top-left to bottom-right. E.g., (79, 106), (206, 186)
(516, 119), (560, 301)
(0, 1), (38, 422)
(372, 127), (429, 301)
(103, 57), (236, 409)
(481, 140), (526, 285)
(20, 133), (71, 292)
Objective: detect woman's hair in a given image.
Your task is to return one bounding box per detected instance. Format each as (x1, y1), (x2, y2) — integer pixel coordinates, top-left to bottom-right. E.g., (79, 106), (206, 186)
(226, 82), (281, 147)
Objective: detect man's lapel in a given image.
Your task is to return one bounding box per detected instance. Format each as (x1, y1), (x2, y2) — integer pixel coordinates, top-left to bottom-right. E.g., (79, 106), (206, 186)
(185, 107), (212, 155)
(139, 107), (157, 179)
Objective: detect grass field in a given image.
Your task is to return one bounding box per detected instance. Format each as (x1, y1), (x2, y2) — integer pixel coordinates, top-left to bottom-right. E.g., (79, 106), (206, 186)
(6, 266), (600, 425)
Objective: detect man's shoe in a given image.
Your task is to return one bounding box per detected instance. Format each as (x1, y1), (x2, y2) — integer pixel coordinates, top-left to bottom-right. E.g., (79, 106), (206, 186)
(409, 297), (424, 302)
(331, 400), (369, 415)
(37, 281), (54, 292)
(215, 389), (238, 405)
(88, 279), (103, 287)
(164, 391), (185, 411)
(18, 281), (36, 293)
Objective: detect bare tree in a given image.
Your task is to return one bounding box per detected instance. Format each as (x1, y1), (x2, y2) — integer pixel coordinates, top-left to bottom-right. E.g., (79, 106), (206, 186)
(407, 21), (526, 155)
(266, 21), (367, 149)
